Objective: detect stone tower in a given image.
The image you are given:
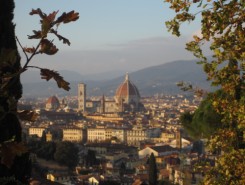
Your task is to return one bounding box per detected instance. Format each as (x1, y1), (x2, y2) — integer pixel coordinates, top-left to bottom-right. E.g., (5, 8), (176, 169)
(176, 128), (182, 150)
(78, 83), (86, 112)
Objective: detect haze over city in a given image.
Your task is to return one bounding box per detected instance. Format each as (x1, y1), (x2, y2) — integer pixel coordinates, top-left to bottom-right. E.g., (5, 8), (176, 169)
(14, 0), (208, 75)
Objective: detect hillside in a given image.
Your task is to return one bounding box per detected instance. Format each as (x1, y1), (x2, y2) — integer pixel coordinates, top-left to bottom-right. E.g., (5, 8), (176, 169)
(21, 59), (210, 97)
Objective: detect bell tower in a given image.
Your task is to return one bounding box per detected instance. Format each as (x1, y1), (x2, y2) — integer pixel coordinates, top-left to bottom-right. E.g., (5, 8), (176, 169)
(78, 83), (86, 112)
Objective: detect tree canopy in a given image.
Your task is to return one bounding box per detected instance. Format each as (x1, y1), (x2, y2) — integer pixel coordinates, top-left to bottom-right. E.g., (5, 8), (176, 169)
(54, 141), (79, 169)
(148, 153), (158, 185)
(180, 93), (222, 140)
(165, 0), (245, 184)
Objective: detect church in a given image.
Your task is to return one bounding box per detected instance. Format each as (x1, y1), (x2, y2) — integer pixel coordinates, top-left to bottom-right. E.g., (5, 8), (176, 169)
(78, 73), (145, 113)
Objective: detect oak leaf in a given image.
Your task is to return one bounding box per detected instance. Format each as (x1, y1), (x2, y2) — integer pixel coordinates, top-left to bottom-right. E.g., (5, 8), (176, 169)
(29, 8), (45, 18)
(40, 39), (58, 55)
(41, 11), (59, 36)
(55, 10), (79, 24)
(28, 30), (42, 39)
(46, 11), (58, 23)
(18, 110), (39, 122)
(50, 29), (71, 45)
(40, 68), (70, 91)
(23, 47), (36, 54)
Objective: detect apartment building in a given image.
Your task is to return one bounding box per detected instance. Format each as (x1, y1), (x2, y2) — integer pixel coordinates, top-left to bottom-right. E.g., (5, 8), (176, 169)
(62, 127), (86, 142)
(29, 127), (46, 137)
(126, 126), (149, 147)
(87, 126), (106, 143)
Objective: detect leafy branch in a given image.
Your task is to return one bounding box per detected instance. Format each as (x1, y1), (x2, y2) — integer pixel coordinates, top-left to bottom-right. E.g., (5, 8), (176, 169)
(16, 8), (79, 91)
(165, 0), (245, 183)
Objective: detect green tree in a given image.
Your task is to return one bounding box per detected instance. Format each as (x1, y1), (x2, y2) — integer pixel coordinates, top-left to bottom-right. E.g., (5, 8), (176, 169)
(148, 153), (158, 185)
(41, 130), (47, 142)
(54, 141), (79, 169)
(165, 0), (245, 184)
(84, 149), (98, 167)
(36, 141), (56, 160)
(191, 140), (203, 155)
(119, 162), (126, 177)
(180, 93), (222, 140)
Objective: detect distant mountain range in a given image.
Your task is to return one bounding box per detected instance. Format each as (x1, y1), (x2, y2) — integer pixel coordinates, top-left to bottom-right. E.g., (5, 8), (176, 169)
(21, 59), (210, 98)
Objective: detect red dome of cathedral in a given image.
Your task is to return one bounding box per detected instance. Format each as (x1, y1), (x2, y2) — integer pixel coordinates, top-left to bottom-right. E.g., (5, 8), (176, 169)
(115, 73), (140, 104)
(46, 96), (60, 110)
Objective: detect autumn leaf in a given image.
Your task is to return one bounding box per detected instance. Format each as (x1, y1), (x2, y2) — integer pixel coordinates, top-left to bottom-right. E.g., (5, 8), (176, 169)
(29, 8), (46, 18)
(23, 47), (36, 54)
(18, 110), (39, 122)
(41, 11), (59, 36)
(40, 68), (70, 91)
(50, 29), (71, 45)
(0, 142), (28, 168)
(55, 10), (79, 24)
(40, 39), (58, 55)
(46, 11), (59, 23)
(28, 30), (42, 39)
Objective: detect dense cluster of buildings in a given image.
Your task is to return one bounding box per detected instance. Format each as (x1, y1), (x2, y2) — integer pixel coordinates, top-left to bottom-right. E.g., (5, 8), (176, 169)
(20, 74), (207, 185)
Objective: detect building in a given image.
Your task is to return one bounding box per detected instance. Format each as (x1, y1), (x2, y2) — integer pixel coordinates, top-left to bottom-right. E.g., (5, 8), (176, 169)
(126, 125), (149, 147)
(160, 130), (176, 142)
(62, 127), (86, 142)
(105, 127), (126, 143)
(78, 73), (144, 114)
(87, 126), (126, 143)
(138, 145), (179, 159)
(46, 131), (53, 141)
(29, 127), (46, 138)
(46, 172), (71, 184)
(87, 126), (106, 143)
(45, 96), (60, 110)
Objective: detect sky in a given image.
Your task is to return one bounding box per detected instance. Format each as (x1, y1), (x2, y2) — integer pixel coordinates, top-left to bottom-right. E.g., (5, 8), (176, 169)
(14, 0), (205, 75)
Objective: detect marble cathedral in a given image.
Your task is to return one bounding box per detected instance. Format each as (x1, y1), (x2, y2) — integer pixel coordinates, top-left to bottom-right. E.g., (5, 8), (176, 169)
(78, 73), (144, 113)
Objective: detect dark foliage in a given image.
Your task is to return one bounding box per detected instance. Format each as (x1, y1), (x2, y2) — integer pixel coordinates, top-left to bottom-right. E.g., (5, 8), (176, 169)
(54, 141), (79, 169)
(0, 0), (31, 183)
(148, 153), (158, 185)
(99, 180), (120, 185)
(84, 150), (98, 167)
(180, 94), (222, 140)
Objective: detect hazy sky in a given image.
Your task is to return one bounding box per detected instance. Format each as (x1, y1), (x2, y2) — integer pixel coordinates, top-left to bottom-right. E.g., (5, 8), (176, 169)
(14, 0), (205, 75)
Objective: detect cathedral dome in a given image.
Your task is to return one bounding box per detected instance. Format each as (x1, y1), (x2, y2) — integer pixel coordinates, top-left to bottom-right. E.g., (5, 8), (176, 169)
(115, 73), (140, 105)
(46, 96), (60, 110)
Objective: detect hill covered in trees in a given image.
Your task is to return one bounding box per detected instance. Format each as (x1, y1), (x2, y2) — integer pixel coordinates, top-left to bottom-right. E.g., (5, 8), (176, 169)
(22, 59), (210, 97)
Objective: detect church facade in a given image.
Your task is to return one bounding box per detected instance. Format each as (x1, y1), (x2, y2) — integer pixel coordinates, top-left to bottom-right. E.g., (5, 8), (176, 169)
(78, 73), (144, 113)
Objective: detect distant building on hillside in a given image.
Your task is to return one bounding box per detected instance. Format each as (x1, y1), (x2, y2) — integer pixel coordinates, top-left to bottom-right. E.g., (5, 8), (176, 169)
(78, 73), (145, 113)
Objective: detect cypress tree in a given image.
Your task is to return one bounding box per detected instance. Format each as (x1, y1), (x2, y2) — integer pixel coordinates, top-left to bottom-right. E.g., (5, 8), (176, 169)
(148, 153), (157, 185)
(0, 0), (31, 183)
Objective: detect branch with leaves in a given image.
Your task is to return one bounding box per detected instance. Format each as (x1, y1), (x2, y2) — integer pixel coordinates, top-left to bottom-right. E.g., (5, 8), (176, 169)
(165, 0), (245, 184)
(17, 8), (79, 91)
(0, 6), (79, 175)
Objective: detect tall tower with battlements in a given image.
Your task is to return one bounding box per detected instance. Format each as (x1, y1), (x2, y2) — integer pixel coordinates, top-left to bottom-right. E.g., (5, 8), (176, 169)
(78, 83), (86, 112)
